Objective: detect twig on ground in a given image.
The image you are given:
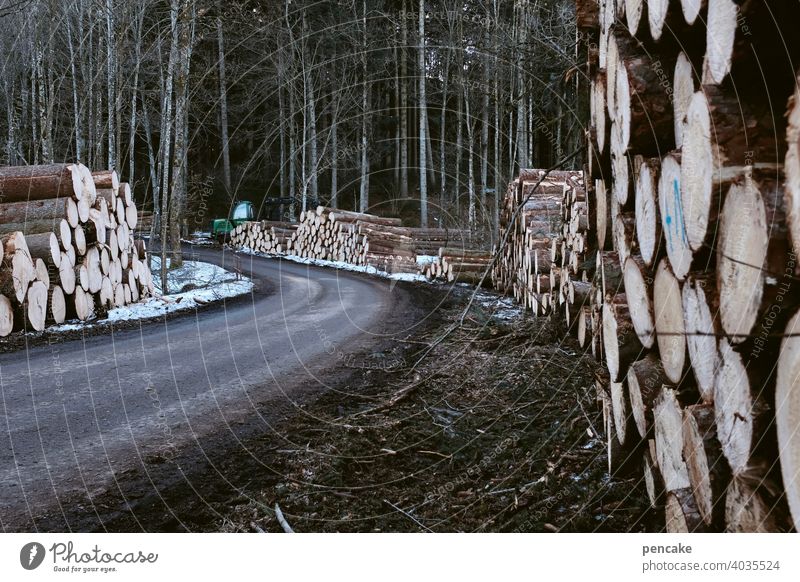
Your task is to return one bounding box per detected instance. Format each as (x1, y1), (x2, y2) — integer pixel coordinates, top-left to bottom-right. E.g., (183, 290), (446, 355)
(274, 503), (295, 533)
(383, 499), (434, 532)
(417, 449), (452, 459)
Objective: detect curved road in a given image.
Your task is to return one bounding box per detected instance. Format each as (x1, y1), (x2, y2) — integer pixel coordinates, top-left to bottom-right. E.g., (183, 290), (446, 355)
(0, 247), (415, 531)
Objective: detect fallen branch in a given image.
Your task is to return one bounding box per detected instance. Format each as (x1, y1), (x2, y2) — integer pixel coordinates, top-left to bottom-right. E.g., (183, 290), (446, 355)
(274, 503), (295, 533)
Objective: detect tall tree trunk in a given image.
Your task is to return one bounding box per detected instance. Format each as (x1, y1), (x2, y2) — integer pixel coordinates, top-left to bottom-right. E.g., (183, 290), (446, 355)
(4, 80), (19, 165)
(393, 43), (400, 193)
(399, 0), (409, 199)
(159, 0), (179, 292)
(455, 75), (463, 215)
(330, 102), (338, 208)
(168, 0), (195, 270)
(87, 16), (95, 168)
(514, 0), (528, 169)
(301, 74), (308, 214)
(302, 13), (318, 206)
(464, 86), (476, 227)
(492, 0), (501, 239)
(35, 43), (49, 163)
(66, 17), (83, 162)
(439, 47), (451, 199)
(128, 5), (144, 185)
(417, 0), (428, 227)
(285, 0), (298, 218)
(142, 99), (159, 239)
(106, 0), (116, 169)
(481, 17), (490, 223)
(359, 0), (370, 212)
(277, 46), (287, 204)
(216, 4), (231, 194)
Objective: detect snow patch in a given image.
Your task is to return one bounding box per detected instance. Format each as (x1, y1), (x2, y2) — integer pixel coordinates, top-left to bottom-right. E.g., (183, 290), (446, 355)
(47, 259), (253, 332)
(472, 289), (525, 321)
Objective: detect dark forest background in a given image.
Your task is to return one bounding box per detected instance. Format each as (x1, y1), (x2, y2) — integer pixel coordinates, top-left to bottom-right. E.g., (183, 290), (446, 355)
(0, 0), (584, 245)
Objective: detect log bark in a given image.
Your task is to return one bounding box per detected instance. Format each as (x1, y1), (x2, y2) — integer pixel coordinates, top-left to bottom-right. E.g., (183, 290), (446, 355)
(785, 75), (800, 255)
(775, 308), (800, 531)
(628, 352), (670, 439)
(603, 292), (645, 381)
(610, 379), (635, 446)
(613, 47), (674, 157)
(665, 487), (706, 532)
(0, 163), (93, 202)
(725, 473), (788, 532)
(643, 441), (665, 508)
(0, 197), (79, 228)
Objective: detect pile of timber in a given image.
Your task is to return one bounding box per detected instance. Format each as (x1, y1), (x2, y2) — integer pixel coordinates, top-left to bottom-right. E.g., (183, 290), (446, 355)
(229, 221), (298, 254)
(491, 169), (585, 315)
(575, 0), (800, 532)
(423, 247), (493, 286)
(0, 163), (154, 335)
(231, 206), (480, 277)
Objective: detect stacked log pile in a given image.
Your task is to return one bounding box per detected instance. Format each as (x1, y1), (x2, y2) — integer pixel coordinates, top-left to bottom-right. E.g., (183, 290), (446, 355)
(574, 0), (800, 532)
(230, 221), (298, 254)
(491, 169), (586, 315)
(231, 206), (480, 278)
(423, 247), (493, 286)
(0, 163), (154, 336)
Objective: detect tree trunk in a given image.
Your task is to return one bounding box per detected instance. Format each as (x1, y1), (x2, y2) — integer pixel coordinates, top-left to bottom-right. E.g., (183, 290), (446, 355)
(168, 0), (195, 270)
(417, 0), (428, 227)
(400, 0), (409, 200)
(464, 88), (475, 227)
(358, 0), (370, 213)
(216, 5), (231, 194)
(159, 0), (179, 292)
(106, 0), (116, 169)
(514, 0), (528, 169)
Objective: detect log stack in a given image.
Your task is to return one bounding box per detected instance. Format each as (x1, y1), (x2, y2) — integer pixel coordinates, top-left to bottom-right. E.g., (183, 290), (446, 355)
(491, 169), (585, 315)
(572, 0), (800, 532)
(423, 247), (493, 286)
(231, 206), (482, 278)
(0, 164), (154, 335)
(230, 221), (298, 254)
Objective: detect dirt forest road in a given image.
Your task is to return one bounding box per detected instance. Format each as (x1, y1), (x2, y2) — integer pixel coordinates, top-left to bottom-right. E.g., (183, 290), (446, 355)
(0, 246), (421, 531)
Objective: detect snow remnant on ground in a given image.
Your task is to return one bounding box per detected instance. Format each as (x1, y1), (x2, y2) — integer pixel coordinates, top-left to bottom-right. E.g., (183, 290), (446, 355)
(49, 258), (253, 331)
(471, 287), (525, 321)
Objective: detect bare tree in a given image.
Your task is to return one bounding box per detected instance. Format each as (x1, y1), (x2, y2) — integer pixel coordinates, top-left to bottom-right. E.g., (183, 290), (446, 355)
(417, 0), (427, 227)
(216, 0), (231, 194)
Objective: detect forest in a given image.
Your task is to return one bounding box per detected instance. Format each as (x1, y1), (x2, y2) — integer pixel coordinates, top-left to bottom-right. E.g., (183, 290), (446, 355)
(0, 0), (581, 264)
